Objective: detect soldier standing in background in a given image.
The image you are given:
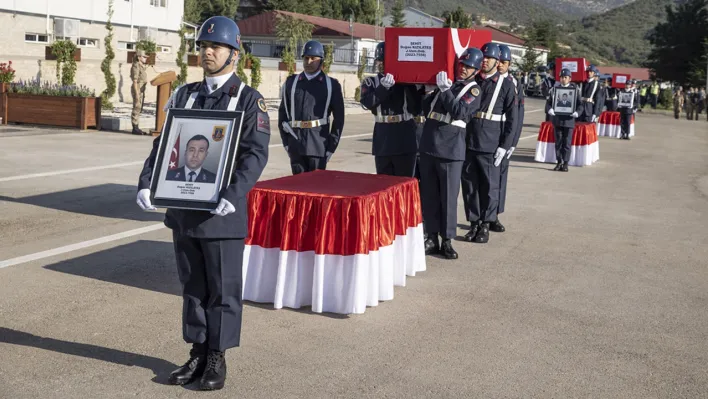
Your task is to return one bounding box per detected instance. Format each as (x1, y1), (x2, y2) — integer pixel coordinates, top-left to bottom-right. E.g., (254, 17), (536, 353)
(541, 62), (556, 122)
(686, 88), (695, 120)
(546, 68), (582, 172)
(673, 87), (684, 120)
(578, 65), (604, 123)
(359, 42), (421, 177)
(131, 49), (149, 135)
(279, 40), (345, 175)
(604, 78), (618, 112)
(617, 79), (638, 139)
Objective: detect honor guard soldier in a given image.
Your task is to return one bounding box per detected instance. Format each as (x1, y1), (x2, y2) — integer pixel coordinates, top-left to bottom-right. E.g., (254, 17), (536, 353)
(131, 49), (149, 135)
(541, 62), (556, 122)
(546, 68), (582, 171)
(604, 78), (619, 111)
(279, 40), (345, 175)
(135, 16), (271, 391)
(419, 48), (484, 259)
(461, 43), (517, 244)
(360, 42), (422, 177)
(579, 64), (604, 122)
(494, 44), (524, 233)
(617, 79), (638, 139)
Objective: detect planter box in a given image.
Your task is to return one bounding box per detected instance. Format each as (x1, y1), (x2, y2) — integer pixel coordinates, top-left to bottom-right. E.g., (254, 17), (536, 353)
(187, 54), (201, 67)
(45, 46), (82, 62)
(2, 94), (101, 129)
(127, 51), (156, 65)
(278, 62), (294, 72)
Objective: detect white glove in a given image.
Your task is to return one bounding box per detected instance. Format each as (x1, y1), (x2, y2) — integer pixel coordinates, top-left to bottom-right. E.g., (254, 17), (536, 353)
(380, 73), (395, 89)
(284, 145), (289, 152)
(326, 151), (333, 162)
(548, 108), (555, 116)
(572, 111), (579, 118)
(591, 114), (597, 122)
(211, 198), (235, 216)
(493, 147), (507, 167)
(136, 189), (156, 211)
(436, 71), (452, 92)
(506, 147), (515, 159)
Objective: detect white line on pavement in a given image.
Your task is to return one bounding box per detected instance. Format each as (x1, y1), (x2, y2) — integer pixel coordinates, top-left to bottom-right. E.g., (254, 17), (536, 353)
(0, 224), (166, 269)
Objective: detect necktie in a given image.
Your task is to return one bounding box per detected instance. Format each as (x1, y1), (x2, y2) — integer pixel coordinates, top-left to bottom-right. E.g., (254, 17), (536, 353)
(189, 171), (196, 182)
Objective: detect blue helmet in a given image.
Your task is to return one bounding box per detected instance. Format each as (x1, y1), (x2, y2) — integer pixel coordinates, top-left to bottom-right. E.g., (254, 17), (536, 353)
(458, 48), (483, 70)
(301, 40), (324, 58)
(498, 44), (512, 62)
(481, 42), (500, 59)
(586, 64), (599, 74)
(560, 68), (572, 77)
(374, 42), (385, 62)
(196, 16), (241, 50)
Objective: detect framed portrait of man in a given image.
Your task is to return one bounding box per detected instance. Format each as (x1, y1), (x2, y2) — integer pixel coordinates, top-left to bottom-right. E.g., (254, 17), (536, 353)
(618, 92), (634, 108)
(553, 87), (576, 116)
(148, 109), (245, 211)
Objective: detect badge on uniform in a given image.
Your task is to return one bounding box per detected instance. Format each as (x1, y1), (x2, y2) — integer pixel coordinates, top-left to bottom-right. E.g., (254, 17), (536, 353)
(257, 98), (268, 113)
(257, 113), (270, 134)
(471, 87), (480, 96)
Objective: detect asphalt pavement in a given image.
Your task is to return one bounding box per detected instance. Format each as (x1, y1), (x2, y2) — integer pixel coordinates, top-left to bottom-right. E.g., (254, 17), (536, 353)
(1, 98), (707, 398)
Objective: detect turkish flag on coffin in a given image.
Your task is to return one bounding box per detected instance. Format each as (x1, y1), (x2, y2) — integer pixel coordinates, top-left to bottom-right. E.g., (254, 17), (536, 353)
(169, 134), (180, 170)
(383, 28), (493, 84)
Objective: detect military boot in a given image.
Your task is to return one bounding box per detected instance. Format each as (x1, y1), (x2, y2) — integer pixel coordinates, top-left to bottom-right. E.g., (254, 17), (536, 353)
(424, 234), (440, 255)
(553, 161), (562, 171)
(463, 221), (481, 242)
(440, 239), (458, 259)
(168, 343), (207, 385)
(489, 219), (505, 233)
(199, 350), (227, 391)
(561, 162), (569, 172)
(474, 222), (490, 244)
(132, 124), (146, 135)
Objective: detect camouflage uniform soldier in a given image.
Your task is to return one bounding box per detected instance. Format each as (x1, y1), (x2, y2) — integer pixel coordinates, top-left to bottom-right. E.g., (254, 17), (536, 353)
(131, 49), (149, 135)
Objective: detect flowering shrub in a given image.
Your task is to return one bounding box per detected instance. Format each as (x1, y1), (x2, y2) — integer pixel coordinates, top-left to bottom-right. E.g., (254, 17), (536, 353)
(0, 60), (15, 83)
(9, 79), (95, 97)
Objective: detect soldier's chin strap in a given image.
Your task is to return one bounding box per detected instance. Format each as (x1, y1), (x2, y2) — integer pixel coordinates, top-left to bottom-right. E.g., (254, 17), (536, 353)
(213, 48), (236, 75)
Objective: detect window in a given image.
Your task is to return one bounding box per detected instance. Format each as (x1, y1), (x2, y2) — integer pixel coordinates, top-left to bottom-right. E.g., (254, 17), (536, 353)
(158, 45), (171, 53)
(77, 38), (99, 47)
(25, 33), (49, 43)
(118, 41), (136, 50)
(150, 0), (167, 7)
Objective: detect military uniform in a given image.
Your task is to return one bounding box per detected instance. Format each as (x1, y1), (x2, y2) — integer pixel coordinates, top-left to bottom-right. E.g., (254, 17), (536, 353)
(604, 84), (619, 112)
(131, 57), (148, 131)
(498, 72), (524, 219)
(546, 82), (583, 168)
(359, 73), (422, 177)
(617, 85), (638, 139)
(420, 77), (481, 256)
(461, 72), (517, 242)
(541, 72), (556, 122)
(578, 77), (604, 122)
(278, 71), (345, 174)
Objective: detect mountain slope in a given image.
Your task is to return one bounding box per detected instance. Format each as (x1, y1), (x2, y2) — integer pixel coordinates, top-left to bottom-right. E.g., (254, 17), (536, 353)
(563, 0), (674, 65)
(389, 0), (565, 25)
(529, 0), (636, 16)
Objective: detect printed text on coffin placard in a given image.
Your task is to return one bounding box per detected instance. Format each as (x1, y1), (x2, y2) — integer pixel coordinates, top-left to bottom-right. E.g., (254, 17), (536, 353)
(177, 183), (202, 195)
(398, 36), (434, 62)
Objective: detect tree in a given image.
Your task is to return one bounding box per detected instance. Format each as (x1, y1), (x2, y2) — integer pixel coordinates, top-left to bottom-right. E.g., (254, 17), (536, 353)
(174, 24), (188, 88)
(100, 0), (116, 109)
(390, 0), (406, 28)
(442, 7), (472, 29)
(183, 0), (240, 24)
(270, 0), (322, 16)
(646, 0), (708, 87)
(323, 43), (334, 73)
(526, 20), (567, 61)
(519, 40), (541, 73)
(275, 14), (313, 74)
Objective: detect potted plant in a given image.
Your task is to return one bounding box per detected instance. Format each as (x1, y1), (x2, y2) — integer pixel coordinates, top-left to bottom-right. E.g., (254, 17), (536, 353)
(127, 39), (157, 65)
(0, 60), (15, 92)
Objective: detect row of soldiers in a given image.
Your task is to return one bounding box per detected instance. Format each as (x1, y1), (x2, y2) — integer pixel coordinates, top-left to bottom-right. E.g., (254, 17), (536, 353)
(674, 87), (707, 121)
(274, 39), (525, 259)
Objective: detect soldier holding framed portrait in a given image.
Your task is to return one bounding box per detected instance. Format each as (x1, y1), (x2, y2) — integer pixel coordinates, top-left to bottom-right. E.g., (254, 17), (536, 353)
(545, 68), (582, 172)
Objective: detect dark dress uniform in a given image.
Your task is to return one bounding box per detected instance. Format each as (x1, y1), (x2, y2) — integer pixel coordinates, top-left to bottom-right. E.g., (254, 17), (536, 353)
(578, 78), (604, 122)
(546, 83), (583, 169)
(542, 74), (556, 122)
(604, 85), (619, 111)
(420, 78), (481, 257)
(278, 71), (345, 175)
(498, 72), (524, 220)
(461, 72), (517, 243)
(618, 87), (638, 139)
(138, 73), (270, 353)
(359, 73), (422, 177)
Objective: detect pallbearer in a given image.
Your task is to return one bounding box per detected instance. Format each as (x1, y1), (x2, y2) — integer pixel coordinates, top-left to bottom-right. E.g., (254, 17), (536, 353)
(578, 64), (604, 123)
(604, 78), (618, 111)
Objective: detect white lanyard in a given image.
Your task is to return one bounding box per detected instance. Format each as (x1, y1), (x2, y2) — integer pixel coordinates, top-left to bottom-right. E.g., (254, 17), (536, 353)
(184, 79), (244, 111)
(289, 72), (332, 122)
(485, 76), (505, 119)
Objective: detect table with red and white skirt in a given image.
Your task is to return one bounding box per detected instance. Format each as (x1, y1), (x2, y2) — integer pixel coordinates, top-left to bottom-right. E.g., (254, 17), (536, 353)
(596, 111), (635, 138)
(535, 121), (600, 167)
(242, 170), (426, 315)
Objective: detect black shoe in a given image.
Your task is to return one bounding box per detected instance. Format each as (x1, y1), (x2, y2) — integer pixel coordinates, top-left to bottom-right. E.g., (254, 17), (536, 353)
(440, 239), (458, 259)
(199, 350), (227, 391)
(168, 343), (207, 385)
(463, 222), (480, 242)
(489, 219), (505, 233)
(424, 234), (440, 255)
(131, 125), (147, 135)
(561, 163), (569, 172)
(473, 223), (490, 244)
(553, 162), (562, 171)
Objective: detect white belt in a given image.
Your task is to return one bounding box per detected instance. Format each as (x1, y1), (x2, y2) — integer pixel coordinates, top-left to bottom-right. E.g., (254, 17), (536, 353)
(290, 118), (328, 128)
(374, 114), (411, 123)
(428, 112), (466, 128)
(414, 116), (426, 123)
(474, 112), (506, 122)
(582, 97), (594, 103)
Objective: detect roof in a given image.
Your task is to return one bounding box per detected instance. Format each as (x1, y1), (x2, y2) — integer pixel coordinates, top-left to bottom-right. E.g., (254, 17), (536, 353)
(237, 10), (381, 40)
(475, 25), (548, 51)
(405, 7), (445, 23)
(596, 66), (650, 81)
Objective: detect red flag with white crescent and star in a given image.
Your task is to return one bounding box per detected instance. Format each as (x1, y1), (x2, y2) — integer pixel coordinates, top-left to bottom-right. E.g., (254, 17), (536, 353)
(169, 134), (180, 170)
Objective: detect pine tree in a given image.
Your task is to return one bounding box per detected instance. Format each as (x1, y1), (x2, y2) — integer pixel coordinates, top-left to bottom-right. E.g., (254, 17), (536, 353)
(390, 0), (406, 28)
(442, 7), (472, 28)
(100, 0), (116, 109)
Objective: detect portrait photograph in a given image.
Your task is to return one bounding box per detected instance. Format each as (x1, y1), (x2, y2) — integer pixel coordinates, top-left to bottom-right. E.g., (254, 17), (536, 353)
(618, 92), (634, 108)
(553, 87), (576, 115)
(149, 109), (245, 211)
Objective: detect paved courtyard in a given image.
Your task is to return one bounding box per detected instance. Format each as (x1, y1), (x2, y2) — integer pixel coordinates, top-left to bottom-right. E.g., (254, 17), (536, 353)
(1, 99), (707, 398)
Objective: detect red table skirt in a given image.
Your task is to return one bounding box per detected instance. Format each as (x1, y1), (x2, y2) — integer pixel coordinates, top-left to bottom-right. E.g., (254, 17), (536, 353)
(535, 121), (600, 166)
(536, 121), (598, 146)
(246, 170), (423, 256)
(599, 111), (635, 126)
